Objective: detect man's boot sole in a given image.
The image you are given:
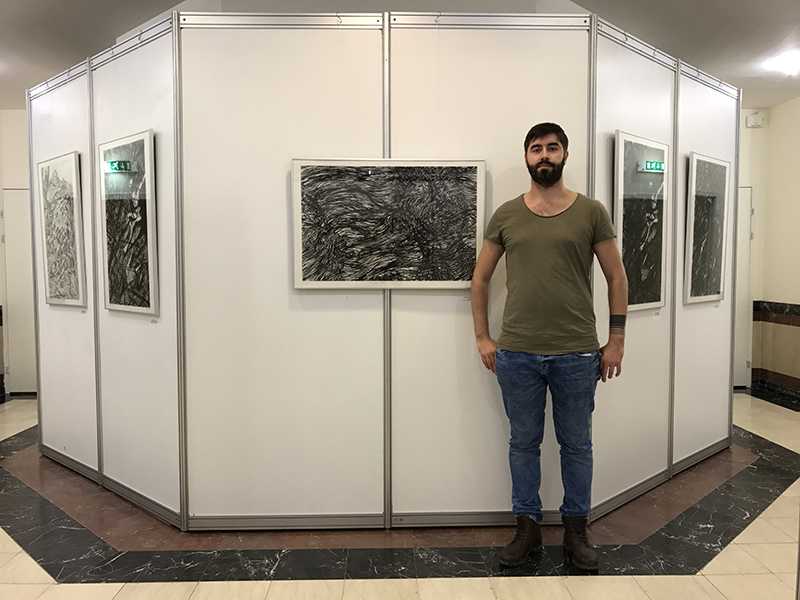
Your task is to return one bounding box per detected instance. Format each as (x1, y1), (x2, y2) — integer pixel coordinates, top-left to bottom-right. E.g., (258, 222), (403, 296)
(497, 545), (543, 568)
(563, 547), (598, 572)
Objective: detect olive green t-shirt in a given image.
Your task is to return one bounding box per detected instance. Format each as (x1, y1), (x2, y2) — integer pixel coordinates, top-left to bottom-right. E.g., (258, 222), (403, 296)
(484, 194), (616, 355)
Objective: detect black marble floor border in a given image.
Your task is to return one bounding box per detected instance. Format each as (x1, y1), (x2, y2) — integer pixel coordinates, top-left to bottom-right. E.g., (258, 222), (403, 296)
(0, 426), (798, 582)
(750, 384), (800, 412)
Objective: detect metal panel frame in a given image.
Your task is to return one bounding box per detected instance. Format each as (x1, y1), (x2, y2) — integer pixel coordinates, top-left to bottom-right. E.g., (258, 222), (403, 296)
(25, 92), (43, 450)
(597, 18), (677, 71)
(668, 61), (681, 474)
(41, 444), (100, 483)
(29, 61), (89, 101)
(382, 11), (392, 530)
(90, 18), (172, 71)
(103, 474), (181, 528)
(730, 90), (742, 440)
(88, 60), (104, 481)
(680, 63), (739, 99)
(189, 515), (384, 530)
(389, 12), (589, 30)
(179, 12), (383, 29)
(172, 11), (189, 532)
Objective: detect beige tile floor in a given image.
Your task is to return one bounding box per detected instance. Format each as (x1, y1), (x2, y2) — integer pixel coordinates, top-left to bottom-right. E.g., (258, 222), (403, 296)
(0, 393), (796, 599)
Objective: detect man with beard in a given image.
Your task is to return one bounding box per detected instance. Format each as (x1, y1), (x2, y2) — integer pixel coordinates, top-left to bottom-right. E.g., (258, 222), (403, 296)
(470, 122), (628, 571)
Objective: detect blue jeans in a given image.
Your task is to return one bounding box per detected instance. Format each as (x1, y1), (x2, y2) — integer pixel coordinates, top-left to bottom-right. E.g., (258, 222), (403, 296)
(495, 349), (600, 522)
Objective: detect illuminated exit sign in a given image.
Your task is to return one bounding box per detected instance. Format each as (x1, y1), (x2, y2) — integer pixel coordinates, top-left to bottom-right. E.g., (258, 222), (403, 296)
(104, 160), (133, 173)
(638, 160), (665, 174)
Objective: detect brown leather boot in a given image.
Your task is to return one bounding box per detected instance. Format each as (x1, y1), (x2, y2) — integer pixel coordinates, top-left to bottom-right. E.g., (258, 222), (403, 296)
(562, 516), (598, 571)
(497, 515), (543, 567)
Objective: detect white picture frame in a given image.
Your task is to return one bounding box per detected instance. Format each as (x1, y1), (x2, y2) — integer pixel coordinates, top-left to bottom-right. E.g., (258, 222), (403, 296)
(613, 130), (670, 312)
(292, 158), (486, 290)
(97, 130), (159, 315)
(36, 151), (87, 307)
(685, 152), (730, 305)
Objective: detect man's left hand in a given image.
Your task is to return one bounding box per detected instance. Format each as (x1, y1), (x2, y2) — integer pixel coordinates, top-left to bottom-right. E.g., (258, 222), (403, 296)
(600, 336), (624, 382)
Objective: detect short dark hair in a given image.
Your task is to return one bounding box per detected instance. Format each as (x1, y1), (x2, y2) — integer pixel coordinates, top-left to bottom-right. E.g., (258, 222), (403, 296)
(524, 122), (569, 152)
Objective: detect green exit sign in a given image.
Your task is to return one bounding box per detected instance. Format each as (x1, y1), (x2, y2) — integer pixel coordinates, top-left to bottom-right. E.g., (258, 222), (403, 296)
(105, 160), (132, 173)
(638, 160), (665, 174)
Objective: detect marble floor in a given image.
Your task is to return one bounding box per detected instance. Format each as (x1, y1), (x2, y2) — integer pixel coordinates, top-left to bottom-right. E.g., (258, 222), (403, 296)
(0, 393), (796, 599)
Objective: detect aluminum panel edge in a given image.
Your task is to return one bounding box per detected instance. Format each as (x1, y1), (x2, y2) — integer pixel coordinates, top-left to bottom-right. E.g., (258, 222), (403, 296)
(389, 12), (590, 29)
(172, 12), (189, 532)
(179, 12), (383, 29)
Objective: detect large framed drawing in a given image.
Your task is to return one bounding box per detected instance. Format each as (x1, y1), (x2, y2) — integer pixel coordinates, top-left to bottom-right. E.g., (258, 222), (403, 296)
(293, 159), (485, 289)
(98, 130), (158, 315)
(614, 130), (669, 312)
(685, 152), (730, 304)
(36, 151), (87, 307)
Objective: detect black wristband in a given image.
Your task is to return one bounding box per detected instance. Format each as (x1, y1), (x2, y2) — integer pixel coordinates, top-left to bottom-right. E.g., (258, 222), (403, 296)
(609, 314), (626, 331)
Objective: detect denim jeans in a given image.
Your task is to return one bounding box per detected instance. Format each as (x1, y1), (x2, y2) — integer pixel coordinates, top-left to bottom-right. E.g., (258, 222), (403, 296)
(495, 349), (600, 522)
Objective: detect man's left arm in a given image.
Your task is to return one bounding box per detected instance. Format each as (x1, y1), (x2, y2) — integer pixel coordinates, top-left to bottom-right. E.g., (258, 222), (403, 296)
(593, 239), (629, 382)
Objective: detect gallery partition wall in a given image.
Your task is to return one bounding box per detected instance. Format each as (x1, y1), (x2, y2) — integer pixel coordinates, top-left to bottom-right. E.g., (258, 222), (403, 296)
(27, 11), (740, 531)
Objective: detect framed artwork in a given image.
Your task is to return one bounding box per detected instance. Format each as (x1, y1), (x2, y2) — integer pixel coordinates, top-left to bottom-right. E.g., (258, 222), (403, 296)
(685, 152), (730, 304)
(614, 130), (670, 312)
(37, 151), (87, 307)
(98, 130), (158, 315)
(292, 159), (485, 289)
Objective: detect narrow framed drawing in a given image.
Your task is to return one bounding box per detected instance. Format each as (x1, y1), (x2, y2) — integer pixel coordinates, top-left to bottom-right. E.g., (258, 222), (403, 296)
(98, 130), (158, 315)
(614, 130), (670, 312)
(292, 159), (485, 289)
(36, 151), (87, 307)
(685, 152), (730, 304)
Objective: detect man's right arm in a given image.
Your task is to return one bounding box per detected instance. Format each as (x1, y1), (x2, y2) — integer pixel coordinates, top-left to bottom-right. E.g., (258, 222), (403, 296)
(470, 240), (504, 373)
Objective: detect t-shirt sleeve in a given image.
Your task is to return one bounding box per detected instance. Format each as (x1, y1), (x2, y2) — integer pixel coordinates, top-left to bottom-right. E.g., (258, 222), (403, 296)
(484, 207), (505, 247)
(591, 200), (616, 245)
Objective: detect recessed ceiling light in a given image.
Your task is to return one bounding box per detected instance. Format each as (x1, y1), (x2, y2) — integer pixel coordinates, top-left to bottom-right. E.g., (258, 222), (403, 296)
(763, 49), (800, 77)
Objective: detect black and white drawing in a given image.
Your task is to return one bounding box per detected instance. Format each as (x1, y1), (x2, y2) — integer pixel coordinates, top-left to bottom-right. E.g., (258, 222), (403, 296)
(685, 153), (729, 304)
(614, 131), (670, 311)
(98, 130), (158, 315)
(293, 160), (485, 289)
(37, 152), (86, 306)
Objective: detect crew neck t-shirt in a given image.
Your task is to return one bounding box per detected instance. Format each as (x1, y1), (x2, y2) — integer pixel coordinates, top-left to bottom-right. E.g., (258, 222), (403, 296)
(484, 193), (616, 355)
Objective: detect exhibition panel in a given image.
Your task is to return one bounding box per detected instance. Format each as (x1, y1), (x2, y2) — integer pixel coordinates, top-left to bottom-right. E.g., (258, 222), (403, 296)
(180, 22), (385, 525)
(25, 9), (741, 531)
(28, 68), (99, 472)
(591, 32), (674, 509)
(390, 19), (590, 523)
(673, 71), (738, 465)
(91, 26), (181, 515)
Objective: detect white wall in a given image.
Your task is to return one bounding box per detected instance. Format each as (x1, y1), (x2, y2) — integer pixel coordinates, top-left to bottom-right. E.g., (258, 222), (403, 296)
(1, 109), (37, 395)
(738, 109), (769, 302)
(1, 110), (29, 189)
(763, 96), (800, 304)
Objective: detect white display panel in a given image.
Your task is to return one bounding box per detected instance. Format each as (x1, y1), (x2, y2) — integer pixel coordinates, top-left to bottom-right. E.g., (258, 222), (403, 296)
(92, 34), (180, 510)
(30, 76), (99, 468)
(181, 28), (385, 517)
(593, 36), (674, 505)
(673, 75), (737, 463)
(390, 27), (589, 515)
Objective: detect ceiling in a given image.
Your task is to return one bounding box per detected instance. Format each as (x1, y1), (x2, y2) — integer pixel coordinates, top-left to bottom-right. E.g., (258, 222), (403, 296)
(1, 0), (799, 109)
(0, 0), (178, 109)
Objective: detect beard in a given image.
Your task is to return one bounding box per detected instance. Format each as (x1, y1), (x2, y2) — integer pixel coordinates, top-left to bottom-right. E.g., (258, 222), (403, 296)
(527, 159), (565, 188)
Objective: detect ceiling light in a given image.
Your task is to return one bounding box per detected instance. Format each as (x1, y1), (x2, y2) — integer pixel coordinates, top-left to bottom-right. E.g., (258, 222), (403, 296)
(763, 49), (800, 77)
